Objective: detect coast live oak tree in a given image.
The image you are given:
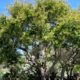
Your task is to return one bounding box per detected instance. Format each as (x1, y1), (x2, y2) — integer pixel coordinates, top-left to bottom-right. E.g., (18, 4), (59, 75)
(0, 0), (80, 80)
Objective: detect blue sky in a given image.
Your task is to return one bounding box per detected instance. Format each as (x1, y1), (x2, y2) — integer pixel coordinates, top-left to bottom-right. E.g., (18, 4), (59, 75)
(0, 0), (80, 16)
(67, 0), (80, 9)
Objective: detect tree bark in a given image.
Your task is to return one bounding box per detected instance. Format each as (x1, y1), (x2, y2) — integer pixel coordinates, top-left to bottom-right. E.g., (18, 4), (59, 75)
(40, 67), (46, 80)
(61, 67), (65, 80)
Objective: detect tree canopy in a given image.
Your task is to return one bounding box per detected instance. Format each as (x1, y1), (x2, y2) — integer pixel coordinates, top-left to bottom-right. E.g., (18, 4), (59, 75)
(0, 0), (80, 80)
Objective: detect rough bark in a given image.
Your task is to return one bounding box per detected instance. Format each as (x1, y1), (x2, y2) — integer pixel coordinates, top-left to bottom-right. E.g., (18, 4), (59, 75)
(61, 67), (65, 80)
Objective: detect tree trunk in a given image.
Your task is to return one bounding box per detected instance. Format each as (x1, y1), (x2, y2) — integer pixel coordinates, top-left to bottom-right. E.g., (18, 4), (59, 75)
(61, 67), (65, 80)
(40, 67), (46, 80)
(70, 67), (73, 77)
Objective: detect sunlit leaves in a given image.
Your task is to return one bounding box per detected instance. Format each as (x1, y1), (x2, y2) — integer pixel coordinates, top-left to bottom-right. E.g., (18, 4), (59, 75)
(53, 13), (80, 48)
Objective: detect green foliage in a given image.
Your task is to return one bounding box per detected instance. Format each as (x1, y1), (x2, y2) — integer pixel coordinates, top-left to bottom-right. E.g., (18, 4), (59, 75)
(74, 65), (80, 73)
(53, 13), (80, 48)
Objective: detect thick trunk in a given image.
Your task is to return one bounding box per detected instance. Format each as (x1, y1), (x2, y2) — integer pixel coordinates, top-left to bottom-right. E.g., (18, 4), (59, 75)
(70, 67), (73, 77)
(68, 67), (74, 80)
(35, 66), (47, 80)
(40, 67), (46, 80)
(61, 67), (65, 80)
